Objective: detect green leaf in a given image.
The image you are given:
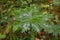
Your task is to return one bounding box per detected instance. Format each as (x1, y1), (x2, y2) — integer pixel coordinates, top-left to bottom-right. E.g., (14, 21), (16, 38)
(0, 33), (6, 39)
(53, 0), (60, 5)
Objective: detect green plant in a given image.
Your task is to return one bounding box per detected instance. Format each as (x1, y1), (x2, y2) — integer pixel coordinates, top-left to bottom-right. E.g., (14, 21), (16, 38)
(0, 0), (60, 40)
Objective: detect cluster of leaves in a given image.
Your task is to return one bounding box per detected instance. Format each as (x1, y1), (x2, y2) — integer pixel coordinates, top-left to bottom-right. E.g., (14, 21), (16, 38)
(0, 0), (60, 40)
